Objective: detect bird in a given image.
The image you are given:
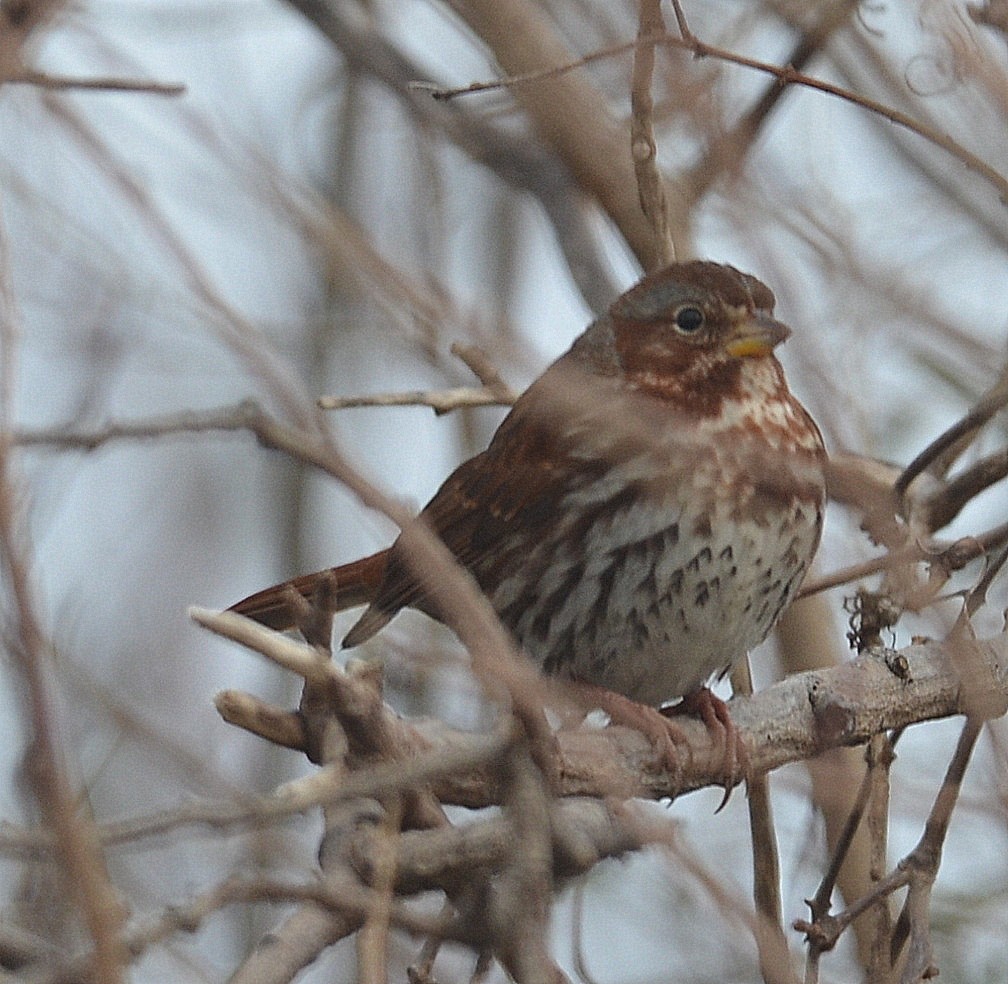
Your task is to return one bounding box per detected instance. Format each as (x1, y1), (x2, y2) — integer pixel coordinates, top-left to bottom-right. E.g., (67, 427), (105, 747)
(230, 261), (826, 770)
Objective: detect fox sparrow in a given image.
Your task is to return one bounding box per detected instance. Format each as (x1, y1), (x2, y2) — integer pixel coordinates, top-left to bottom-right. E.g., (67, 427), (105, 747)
(231, 261), (826, 766)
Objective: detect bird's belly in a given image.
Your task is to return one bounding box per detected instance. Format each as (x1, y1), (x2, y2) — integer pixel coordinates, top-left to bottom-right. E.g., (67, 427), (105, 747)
(496, 499), (820, 707)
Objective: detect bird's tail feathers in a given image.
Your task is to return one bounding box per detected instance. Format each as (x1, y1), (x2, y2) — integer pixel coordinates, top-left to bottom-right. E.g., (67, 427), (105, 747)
(228, 550), (389, 632)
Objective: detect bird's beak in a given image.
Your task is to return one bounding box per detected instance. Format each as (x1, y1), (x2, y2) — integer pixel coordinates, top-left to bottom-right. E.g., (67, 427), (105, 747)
(724, 311), (791, 359)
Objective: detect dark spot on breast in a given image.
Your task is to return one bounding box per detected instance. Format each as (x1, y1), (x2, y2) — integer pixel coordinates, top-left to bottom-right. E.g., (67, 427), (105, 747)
(687, 547), (712, 572)
(695, 582), (710, 607)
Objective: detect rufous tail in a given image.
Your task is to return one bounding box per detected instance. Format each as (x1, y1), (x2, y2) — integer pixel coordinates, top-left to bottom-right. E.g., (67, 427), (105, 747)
(228, 550), (390, 632)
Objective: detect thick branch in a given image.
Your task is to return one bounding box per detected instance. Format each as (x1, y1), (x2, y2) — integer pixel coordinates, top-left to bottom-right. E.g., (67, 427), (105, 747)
(197, 610), (1008, 807)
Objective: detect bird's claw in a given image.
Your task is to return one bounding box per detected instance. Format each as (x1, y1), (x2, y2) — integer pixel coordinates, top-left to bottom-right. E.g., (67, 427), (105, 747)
(663, 687), (748, 807)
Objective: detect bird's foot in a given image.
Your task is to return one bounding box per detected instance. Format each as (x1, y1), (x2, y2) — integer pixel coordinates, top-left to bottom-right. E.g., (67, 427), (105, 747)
(566, 683), (692, 783)
(662, 686), (748, 807)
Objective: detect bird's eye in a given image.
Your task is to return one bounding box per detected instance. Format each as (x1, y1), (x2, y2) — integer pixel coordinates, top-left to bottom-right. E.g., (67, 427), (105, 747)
(673, 306), (705, 334)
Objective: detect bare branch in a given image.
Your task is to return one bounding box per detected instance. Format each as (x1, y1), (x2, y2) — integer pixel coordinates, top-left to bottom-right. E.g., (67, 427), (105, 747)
(0, 172), (128, 981)
(428, 27), (1008, 204)
(318, 385), (514, 415)
(894, 364), (1008, 505)
(195, 609), (1008, 805)
(630, 0), (676, 267)
(5, 69), (184, 94)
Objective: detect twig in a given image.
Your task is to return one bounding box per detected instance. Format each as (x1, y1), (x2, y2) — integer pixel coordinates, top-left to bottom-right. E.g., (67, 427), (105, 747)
(489, 746), (559, 983)
(965, 542), (1008, 619)
(414, 37), (646, 101)
(630, 0), (675, 267)
(866, 733), (897, 983)
(358, 798), (404, 984)
(797, 524), (1008, 601)
(730, 657), (791, 983)
(425, 29), (1008, 203)
(318, 385), (512, 415)
(317, 344), (520, 417)
(894, 365), (1008, 505)
(6, 69), (184, 94)
(894, 715), (982, 981)
(802, 731), (902, 978)
(922, 447), (1008, 531)
(13, 400), (290, 451)
(682, 0), (860, 201)
(214, 689), (307, 750)
(449, 342), (513, 392)
(795, 716), (983, 982)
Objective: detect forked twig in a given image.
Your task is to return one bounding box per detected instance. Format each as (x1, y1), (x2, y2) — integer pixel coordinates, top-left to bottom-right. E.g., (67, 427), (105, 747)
(424, 23), (1008, 202)
(800, 730), (902, 982)
(795, 717), (983, 983)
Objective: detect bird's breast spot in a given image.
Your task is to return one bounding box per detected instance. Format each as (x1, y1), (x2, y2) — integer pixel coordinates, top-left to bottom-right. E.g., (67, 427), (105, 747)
(686, 546), (713, 573)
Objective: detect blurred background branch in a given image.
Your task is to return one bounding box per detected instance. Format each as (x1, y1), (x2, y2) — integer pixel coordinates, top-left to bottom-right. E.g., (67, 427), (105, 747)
(2, 1), (1008, 981)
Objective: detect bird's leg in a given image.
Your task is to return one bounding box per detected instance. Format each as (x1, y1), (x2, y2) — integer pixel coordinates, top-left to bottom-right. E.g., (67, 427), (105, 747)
(565, 682), (692, 783)
(662, 686), (748, 802)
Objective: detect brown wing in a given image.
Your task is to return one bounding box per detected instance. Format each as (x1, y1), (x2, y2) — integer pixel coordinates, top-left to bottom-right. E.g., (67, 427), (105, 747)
(341, 365), (591, 647)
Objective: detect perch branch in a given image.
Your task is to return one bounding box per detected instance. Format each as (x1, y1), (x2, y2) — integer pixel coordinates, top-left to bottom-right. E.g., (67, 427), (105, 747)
(196, 609), (1008, 806)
